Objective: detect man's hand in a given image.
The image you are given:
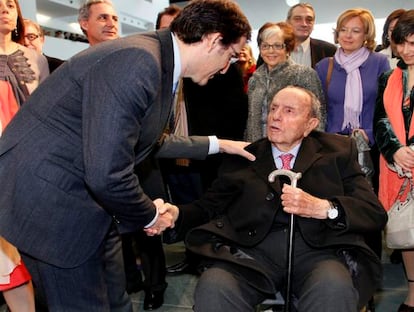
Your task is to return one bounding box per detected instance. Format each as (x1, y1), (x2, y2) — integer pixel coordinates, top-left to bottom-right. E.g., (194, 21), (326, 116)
(280, 184), (330, 219)
(218, 139), (256, 161)
(144, 199), (179, 236)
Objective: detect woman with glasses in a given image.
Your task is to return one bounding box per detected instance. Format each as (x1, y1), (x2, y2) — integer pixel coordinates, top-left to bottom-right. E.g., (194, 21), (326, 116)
(316, 12), (389, 310)
(0, 0), (48, 310)
(244, 22), (324, 142)
(315, 8), (389, 193)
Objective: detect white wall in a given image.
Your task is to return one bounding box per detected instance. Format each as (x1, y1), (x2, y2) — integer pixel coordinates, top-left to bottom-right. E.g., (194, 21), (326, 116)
(21, 0), (414, 60)
(20, 0), (170, 60)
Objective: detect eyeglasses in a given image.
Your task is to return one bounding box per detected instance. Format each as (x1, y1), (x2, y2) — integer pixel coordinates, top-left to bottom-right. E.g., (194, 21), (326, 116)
(260, 42), (286, 51)
(229, 45), (240, 64)
(24, 33), (40, 41)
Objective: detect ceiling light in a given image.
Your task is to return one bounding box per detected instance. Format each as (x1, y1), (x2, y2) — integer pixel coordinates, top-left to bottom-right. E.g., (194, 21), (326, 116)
(36, 13), (51, 23)
(285, 0), (299, 6)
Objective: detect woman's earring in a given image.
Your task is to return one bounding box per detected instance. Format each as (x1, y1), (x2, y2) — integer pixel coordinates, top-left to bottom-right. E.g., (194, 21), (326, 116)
(14, 28), (18, 37)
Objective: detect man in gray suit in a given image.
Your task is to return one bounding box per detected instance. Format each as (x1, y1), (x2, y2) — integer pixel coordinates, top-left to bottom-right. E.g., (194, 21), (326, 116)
(0, 0), (252, 311)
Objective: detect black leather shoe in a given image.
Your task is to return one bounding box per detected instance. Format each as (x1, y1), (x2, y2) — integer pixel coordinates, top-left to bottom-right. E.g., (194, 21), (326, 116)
(143, 290), (164, 310)
(126, 279), (144, 294)
(166, 260), (200, 275)
(390, 250), (403, 264)
(398, 303), (414, 312)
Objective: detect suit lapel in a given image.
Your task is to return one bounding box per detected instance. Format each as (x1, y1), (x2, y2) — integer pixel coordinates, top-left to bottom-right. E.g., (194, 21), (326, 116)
(250, 140), (282, 194)
(293, 133), (323, 177)
(250, 133), (323, 193)
(156, 29), (175, 127)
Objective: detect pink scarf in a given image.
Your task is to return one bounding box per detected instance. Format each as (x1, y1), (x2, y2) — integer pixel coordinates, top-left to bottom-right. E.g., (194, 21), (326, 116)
(335, 47), (370, 130)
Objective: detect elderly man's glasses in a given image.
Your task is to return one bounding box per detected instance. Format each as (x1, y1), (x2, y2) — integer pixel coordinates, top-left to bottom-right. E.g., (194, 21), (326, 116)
(260, 43), (286, 51)
(24, 33), (40, 41)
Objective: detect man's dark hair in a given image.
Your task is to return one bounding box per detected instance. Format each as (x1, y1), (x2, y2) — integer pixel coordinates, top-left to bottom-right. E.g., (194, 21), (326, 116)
(390, 9), (413, 46)
(170, 0), (251, 46)
(286, 2), (315, 21)
(155, 4), (182, 30)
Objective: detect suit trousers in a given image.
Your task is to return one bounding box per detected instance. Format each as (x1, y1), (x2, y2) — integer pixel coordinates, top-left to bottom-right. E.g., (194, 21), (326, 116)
(194, 228), (359, 312)
(22, 223), (132, 312)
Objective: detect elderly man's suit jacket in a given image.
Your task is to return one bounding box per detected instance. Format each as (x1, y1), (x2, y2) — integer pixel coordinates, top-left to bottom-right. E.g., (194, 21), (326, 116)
(178, 131), (387, 303)
(0, 30), (209, 268)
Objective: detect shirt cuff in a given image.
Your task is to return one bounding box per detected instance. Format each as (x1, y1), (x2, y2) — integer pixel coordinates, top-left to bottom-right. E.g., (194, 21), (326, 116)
(208, 135), (219, 155)
(144, 207), (159, 228)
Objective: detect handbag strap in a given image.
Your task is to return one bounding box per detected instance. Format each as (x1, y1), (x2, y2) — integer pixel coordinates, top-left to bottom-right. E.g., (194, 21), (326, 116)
(395, 177), (414, 200)
(325, 57), (334, 91)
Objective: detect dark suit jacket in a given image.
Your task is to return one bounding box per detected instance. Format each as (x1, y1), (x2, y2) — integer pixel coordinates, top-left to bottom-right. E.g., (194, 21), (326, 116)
(177, 131), (387, 304)
(0, 29), (207, 268)
(309, 38), (337, 68)
(45, 54), (64, 73)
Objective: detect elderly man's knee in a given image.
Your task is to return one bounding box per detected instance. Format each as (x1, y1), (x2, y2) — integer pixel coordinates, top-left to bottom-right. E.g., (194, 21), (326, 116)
(195, 267), (234, 301)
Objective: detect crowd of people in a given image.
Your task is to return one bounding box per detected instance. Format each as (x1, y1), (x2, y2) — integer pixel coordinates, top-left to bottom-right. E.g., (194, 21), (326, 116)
(0, 0), (413, 311)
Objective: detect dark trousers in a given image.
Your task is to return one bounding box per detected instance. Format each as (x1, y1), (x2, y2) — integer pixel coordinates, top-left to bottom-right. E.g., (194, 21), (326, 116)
(194, 229), (359, 312)
(22, 224), (132, 312)
(122, 232), (167, 292)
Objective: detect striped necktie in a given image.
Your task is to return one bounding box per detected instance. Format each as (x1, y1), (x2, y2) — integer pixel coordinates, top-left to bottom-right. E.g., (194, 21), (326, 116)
(280, 153), (293, 170)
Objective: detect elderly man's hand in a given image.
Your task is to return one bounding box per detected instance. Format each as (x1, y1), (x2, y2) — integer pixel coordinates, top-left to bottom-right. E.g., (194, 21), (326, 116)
(144, 200), (179, 236)
(281, 184), (330, 219)
(218, 139), (256, 161)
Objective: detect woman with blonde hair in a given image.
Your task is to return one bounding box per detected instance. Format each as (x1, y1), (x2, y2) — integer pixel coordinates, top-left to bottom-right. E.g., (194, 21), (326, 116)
(235, 43), (256, 93)
(316, 8), (389, 192)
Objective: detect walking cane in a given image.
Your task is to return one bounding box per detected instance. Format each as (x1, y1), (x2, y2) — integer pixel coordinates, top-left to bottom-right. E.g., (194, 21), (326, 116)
(268, 169), (302, 312)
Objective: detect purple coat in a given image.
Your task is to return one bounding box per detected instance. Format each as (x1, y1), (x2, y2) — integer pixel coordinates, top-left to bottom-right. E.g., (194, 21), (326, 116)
(315, 52), (390, 144)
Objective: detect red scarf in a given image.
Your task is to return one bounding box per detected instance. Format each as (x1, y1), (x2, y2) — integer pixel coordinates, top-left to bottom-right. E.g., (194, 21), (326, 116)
(379, 67), (414, 210)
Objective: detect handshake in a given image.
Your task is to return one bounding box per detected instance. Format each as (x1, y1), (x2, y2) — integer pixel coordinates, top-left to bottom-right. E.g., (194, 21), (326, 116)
(144, 198), (179, 236)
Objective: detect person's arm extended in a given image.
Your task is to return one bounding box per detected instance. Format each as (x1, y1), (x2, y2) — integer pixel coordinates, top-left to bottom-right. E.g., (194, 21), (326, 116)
(155, 134), (256, 161)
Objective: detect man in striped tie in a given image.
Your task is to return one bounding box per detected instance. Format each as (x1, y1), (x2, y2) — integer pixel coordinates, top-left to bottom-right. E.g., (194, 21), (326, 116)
(164, 85), (387, 312)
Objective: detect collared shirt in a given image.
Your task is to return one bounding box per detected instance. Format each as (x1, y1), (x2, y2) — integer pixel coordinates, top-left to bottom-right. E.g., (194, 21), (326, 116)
(290, 37), (312, 67)
(171, 32), (181, 93)
(271, 143), (301, 169)
(171, 32), (219, 155)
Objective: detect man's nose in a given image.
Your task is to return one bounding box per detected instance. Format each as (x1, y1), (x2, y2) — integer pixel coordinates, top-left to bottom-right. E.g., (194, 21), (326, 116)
(269, 109), (281, 120)
(107, 18), (117, 27)
(402, 42), (411, 53)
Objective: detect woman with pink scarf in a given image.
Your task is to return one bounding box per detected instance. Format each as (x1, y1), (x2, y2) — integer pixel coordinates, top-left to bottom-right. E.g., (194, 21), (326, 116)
(315, 9), (389, 310)
(315, 8), (389, 195)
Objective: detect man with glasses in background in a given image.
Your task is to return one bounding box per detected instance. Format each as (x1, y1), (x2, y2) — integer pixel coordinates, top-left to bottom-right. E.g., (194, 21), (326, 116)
(23, 19), (64, 73)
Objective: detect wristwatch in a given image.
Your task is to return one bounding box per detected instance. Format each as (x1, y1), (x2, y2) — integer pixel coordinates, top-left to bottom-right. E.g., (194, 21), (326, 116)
(327, 201), (339, 220)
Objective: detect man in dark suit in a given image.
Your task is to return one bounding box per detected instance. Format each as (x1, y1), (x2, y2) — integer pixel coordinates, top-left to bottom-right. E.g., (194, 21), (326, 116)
(167, 86), (387, 311)
(0, 1), (252, 310)
(286, 3), (337, 68)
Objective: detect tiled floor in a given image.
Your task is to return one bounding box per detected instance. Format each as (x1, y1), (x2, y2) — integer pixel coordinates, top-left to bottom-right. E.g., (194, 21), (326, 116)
(129, 243), (408, 312)
(0, 243), (408, 312)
